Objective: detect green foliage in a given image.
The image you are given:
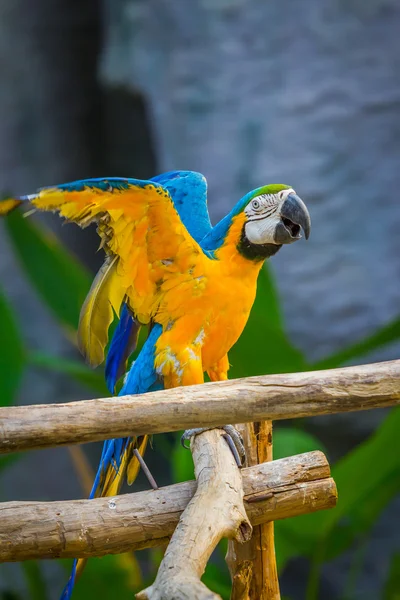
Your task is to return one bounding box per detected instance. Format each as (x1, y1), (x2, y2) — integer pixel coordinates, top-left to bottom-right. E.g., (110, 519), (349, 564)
(5, 211), (91, 331)
(273, 427), (327, 461)
(384, 553), (400, 600)
(0, 290), (23, 479)
(20, 561), (48, 600)
(0, 454), (20, 477)
(319, 407), (400, 557)
(202, 562), (231, 598)
(171, 432), (195, 483)
(61, 555), (142, 600)
(28, 351), (109, 395)
(0, 289), (24, 406)
(275, 407), (400, 581)
(1, 217), (400, 599)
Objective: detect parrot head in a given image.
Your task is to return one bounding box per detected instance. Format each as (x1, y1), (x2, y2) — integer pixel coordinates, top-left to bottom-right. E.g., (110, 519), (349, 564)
(237, 184), (311, 260)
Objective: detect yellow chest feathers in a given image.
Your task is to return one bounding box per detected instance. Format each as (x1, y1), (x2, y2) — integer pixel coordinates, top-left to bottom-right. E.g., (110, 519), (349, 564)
(156, 212), (263, 369)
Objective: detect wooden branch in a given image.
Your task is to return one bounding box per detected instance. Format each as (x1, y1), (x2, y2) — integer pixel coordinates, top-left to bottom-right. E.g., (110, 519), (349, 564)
(227, 422), (280, 600)
(0, 450), (336, 563)
(0, 359), (399, 454)
(136, 429), (252, 600)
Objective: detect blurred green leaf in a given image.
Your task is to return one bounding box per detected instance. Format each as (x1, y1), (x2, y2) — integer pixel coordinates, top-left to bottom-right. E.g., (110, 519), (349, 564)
(311, 316), (400, 371)
(0, 592), (23, 600)
(0, 563), (24, 600)
(324, 472), (400, 559)
(28, 351), (109, 395)
(5, 211), (91, 331)
(342, 537), (369, 600)
(276, 407), (400, 564)
(229, 265), (307, 378)
(253, 263), (284, 331)
(0, 289), (24, 406)
(61, 554), (141, 599)
(202, 562), (231, 599)
(21, 561), (48, 600)
(273, 427), (326, 460)
(323, 407), (400, 539)
(275, 523), (298, 573)
(0, 454), (20, 473)
(273, 428), (326, 572)
(384, 552), (400, 600)
(171, 432), (195, 483)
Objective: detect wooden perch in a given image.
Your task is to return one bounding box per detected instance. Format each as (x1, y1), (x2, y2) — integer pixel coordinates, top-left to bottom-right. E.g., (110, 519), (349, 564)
(136, 429), (252, 600)
(0, 359), (399, 454)
(0, 450), (336, 563)
(227, 422), (280, 600)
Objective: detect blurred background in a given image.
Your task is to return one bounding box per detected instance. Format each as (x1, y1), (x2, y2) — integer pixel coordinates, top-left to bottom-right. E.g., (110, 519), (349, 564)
(0, 0), (400, 598)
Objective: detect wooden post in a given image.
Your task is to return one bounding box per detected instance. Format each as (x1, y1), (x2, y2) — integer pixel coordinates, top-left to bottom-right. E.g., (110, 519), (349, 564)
(227, 422), (280, 600)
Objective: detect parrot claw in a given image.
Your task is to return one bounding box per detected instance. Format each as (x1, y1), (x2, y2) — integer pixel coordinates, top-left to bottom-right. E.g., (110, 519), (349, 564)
(181, 425), (246, 467)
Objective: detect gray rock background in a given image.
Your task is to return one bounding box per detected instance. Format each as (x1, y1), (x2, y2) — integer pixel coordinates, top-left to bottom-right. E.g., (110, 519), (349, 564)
(0, 0), (399, 597)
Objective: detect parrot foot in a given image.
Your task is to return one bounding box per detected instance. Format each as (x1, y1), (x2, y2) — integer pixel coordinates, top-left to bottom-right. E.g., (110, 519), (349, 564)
(181, 425), (246, 467)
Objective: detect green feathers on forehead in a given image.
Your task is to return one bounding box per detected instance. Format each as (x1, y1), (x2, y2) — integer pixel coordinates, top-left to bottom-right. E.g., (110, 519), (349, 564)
(251, 184), (291, 197)
(231, 184), (292, 217)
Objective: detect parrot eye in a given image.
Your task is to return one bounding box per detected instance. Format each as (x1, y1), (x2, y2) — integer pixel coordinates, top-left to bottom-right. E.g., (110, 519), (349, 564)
(251, 199), (261, 210)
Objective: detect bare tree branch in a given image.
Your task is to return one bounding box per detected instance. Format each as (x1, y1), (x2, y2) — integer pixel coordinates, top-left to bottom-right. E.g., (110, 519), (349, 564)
(137, 429), (252, 599)
(0, 360), (399, 454)
(0, 450), (336, 563)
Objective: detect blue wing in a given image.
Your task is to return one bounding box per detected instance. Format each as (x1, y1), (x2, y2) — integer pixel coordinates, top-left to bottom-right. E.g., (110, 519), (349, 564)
(105, 171), (212, 393)
(105, 304), (140, 392)
(150, 170), (211, 242)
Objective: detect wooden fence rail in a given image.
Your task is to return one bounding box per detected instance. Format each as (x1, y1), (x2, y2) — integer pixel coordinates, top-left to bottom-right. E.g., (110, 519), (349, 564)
(0, 450), (335, 562)
(0, 359), (399, 454)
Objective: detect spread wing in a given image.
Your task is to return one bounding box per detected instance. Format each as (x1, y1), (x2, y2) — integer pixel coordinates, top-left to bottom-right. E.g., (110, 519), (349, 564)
(2, 176), (206, 366)
(105, 170), (212, 392)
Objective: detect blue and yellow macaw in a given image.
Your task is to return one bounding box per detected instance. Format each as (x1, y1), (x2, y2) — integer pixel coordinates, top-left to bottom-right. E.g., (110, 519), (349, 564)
(1, 171), (310, 598)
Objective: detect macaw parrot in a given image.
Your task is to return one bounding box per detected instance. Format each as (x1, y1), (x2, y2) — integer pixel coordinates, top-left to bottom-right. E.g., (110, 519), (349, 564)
(0, 171), (311, 598)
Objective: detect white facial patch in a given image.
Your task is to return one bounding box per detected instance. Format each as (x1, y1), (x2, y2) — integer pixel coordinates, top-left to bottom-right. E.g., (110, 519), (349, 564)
(245, 215), (281, 245)
(244, 189), (295, 245)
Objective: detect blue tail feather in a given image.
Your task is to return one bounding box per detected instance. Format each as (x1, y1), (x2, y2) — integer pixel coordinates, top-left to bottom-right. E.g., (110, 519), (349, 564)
(60, 559), (78, 600)
(105, 304), (141, 394)
(61, 325), (163, 599)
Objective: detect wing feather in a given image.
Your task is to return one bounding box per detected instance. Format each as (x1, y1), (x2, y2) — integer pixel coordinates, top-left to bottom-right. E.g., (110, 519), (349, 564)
(3, 177), (207, 364)
(104, 171), (211, 391)
(78, 255), (124, 367)
(150, 171), (211, 241)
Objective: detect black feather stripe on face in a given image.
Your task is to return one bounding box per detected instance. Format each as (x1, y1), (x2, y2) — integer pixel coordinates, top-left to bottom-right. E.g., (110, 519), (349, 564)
(237, 225), (282, 261)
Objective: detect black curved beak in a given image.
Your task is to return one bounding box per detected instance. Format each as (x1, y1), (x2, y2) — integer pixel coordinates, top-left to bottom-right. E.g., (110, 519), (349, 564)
(274, 193), (311, 244)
